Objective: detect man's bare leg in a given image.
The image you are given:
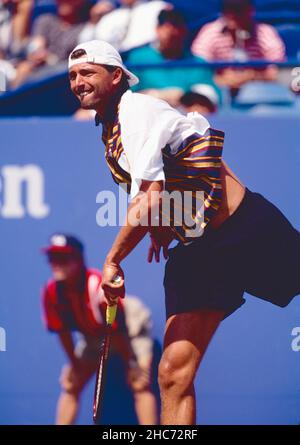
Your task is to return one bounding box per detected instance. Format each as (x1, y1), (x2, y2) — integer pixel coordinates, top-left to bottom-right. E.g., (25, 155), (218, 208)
(159, 309), (224, 425)
(134, 389), (158, 425)
(56, 391), (80, 425)
(130, 356), (158, 424)
(55, 361), (96, 425)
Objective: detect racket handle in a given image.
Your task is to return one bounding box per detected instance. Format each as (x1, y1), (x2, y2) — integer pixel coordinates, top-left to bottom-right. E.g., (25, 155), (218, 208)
(106, 275), (121, 325)
(106, 303), (118, 326)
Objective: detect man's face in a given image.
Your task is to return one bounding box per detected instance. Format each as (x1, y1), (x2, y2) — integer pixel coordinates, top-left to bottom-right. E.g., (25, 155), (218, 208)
(47, 253), (82, 282)
(57, 0), (86, 19)
(69, 63), (120, 112)
(224, 6), (254, 31)
(157, 22), (187, 52)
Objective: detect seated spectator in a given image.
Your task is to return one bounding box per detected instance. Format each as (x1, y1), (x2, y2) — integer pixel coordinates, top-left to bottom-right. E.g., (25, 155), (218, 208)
(191, 0), (286, 94)
(79, 0), (170, 53)
(0, 0), (33, 57)
(13, 0), (96, 87)
(179, 84), (219, 116)
(30, 0), (93, 63)
(125, 8), (220, 107)
(0, 57), (16, 91)
(77, 0), (115, 43)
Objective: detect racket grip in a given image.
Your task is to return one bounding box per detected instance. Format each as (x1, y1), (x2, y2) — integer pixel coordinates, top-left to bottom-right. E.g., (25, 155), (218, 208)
(106, 302), (118, 326)
(105, 275), (122, 325)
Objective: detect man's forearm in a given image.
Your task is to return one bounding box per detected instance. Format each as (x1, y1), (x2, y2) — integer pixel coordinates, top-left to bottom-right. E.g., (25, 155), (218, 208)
(105, 214), (148, 264)
(58, 332), (77, 365)
(105, 181), (163, 265)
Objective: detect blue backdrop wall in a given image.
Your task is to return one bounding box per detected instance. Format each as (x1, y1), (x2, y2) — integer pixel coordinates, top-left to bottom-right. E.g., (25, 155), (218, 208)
(0, 115), (300, 425)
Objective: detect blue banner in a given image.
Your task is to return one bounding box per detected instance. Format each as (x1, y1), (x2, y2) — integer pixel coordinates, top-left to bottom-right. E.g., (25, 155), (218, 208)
(0, 115), (300, 424)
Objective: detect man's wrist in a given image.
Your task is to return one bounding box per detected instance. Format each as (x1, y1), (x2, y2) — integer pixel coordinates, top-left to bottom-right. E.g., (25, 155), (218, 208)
(105, 254), (121, 266)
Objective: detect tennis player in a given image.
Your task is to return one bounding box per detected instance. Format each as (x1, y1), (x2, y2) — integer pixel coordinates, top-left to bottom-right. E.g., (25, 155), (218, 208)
(68, 40), (300, 425)
(41, 233), (158, 425)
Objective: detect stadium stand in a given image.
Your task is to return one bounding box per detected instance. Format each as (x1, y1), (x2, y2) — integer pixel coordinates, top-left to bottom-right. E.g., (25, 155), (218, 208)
(1, 0), (300, 115)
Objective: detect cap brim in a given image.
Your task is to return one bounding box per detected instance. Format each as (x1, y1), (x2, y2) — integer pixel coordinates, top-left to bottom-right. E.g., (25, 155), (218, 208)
(41, 246), (77, 255)
(123, 68), (139, 87)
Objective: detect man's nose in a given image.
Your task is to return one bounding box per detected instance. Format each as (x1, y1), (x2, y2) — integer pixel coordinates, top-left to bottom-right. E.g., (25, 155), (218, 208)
(74, 74), (85, 91)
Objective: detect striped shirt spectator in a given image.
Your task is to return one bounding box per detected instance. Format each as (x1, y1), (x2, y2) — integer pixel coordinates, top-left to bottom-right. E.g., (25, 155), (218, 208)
(191, 18), (286, 62)
(191, 0), (286, 94)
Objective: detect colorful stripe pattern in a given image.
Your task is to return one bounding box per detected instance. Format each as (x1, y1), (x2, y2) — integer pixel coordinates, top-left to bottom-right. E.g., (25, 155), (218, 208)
(102, 112), (224, 242)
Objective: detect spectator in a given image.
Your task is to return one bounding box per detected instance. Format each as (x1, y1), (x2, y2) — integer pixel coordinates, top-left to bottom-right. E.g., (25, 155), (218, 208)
(41, 233), (158, 425)
(77, 0), (115, 43)
(179, 84), (219, 115)
(13, 0), (95, 87)
(30, 0), (93, 63)
(79, 0), (170, 53)
(125, 8), (219, 107)
(0, 57), (16, 90)
(0, 0), (33, 57)
(191, 0), (286, 93)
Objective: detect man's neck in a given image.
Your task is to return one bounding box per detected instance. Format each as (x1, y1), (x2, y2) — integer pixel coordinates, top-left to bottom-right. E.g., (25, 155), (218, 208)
(95, 88), (127, 125)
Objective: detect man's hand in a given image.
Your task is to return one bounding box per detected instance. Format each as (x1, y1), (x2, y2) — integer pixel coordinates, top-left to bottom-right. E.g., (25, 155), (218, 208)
(101, 262), (125, 305)
(89, 0), (114, 24)
(148, 226), (175, 263)
(127, 359), (151, 392)
(60, 361), (83, 392)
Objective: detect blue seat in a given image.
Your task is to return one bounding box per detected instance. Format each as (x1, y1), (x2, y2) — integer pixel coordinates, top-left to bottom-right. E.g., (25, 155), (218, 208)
(233, 81), (295, 108)
(277, 25), (300, 60)
(33, 0), (57, 17)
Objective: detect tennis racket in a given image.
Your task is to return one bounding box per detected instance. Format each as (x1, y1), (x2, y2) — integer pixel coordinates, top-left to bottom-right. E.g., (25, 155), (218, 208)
(93, 276), (121, 425)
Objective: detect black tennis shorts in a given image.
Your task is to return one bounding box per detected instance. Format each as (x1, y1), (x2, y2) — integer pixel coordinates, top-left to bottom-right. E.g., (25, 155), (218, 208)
(163, 188), (300, 320)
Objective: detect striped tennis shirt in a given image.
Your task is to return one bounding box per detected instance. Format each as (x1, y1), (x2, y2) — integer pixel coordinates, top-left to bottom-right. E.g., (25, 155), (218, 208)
(191, 18), (286, 62)
(99, 90), (224, 243)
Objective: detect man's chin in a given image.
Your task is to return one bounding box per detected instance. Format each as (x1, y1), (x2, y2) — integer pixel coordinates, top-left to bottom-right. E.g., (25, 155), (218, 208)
(78, 95), (99, 110)
(80, 101), (97, 110)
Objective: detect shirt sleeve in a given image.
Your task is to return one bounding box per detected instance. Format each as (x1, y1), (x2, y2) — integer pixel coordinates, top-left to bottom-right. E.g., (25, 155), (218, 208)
(119, 93), (184, 199)
(259, 24), (286, 62)
(191, 23), (217, 61)
(94, 10), (128, 51)
(32, 14), (53, 39)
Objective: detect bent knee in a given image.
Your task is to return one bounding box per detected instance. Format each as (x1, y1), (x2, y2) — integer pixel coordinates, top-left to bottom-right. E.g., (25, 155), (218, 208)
(158, 353), (196, 393)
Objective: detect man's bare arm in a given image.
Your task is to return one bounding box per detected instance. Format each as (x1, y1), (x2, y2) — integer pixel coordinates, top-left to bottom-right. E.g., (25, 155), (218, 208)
(58, 331), (78, 366)
(101, 180), (163, 302)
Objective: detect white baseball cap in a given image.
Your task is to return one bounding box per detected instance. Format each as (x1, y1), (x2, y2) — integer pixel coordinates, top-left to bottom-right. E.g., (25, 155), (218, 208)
(190, 84), (219, 106)
(68, 40), (139, 87)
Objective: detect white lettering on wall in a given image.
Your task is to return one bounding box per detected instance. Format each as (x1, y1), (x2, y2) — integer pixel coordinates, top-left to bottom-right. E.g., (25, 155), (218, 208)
(0, 165), (50, 218)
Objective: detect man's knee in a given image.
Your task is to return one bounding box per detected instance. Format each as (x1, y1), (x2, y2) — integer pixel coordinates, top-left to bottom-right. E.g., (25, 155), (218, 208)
(59, 363), (90, 395)
(61, 387), (81, 399)
(158, 350), (196, 394)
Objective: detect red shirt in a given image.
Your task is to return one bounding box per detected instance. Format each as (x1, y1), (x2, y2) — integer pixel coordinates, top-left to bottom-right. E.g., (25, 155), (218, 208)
(42, 268), (126, 337)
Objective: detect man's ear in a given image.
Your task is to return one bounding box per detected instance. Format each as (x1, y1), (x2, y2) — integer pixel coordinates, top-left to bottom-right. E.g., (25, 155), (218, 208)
(112, 67), (123, 86)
